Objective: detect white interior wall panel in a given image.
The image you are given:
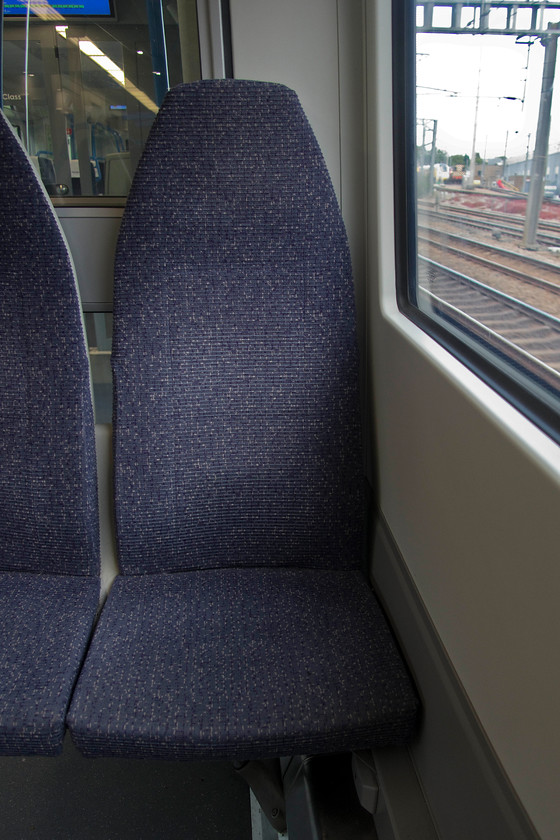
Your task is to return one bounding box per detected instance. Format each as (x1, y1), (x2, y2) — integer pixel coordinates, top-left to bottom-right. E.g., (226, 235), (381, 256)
(366, 1), (560, 837)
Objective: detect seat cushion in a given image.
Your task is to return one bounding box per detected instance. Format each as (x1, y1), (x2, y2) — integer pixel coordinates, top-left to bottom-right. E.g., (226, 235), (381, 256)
(68, 568), (418, 760)
(0, 573), (99, 755)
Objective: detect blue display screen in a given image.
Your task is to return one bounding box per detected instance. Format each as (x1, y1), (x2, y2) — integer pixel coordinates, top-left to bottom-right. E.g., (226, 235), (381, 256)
(4, 1), (113, 16)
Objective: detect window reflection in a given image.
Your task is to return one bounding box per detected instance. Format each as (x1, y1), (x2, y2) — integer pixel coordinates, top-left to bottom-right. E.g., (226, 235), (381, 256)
(1, 0), (200, 198)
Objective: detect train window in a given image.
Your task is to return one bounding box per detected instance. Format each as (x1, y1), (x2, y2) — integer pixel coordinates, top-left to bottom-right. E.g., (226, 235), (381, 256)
(394, 0), (560, 443)
(1, 0), (200, 199)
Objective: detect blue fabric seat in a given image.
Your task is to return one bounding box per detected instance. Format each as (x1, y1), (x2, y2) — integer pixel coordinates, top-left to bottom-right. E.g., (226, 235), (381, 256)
(0, 110), (99, 755)
(67, 569), (416, 760)
(68, 80), (418, 760)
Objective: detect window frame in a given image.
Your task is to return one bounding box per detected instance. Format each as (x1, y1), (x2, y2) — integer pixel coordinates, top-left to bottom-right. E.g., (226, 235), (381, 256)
(392, 0), (560, 446)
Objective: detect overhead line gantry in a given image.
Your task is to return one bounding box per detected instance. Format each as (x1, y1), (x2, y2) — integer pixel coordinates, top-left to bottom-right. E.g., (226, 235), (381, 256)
(417, 1), (560, 36)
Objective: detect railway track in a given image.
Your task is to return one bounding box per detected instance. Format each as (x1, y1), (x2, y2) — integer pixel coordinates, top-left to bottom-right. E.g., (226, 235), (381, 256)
(418, 257), (560, 390)
(418, 201), (560, 248)
(418, 225), (560, 294)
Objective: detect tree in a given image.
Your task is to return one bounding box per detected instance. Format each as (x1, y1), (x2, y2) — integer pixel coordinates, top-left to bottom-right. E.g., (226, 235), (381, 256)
(449, 153), (469, 167)
(416, 146), (447, 163)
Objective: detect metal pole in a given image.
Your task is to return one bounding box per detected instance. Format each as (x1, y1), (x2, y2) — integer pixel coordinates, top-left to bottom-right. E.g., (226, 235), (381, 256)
(176, 0), (201, 82)
(196, 0), (227, 80)
(523, 132), (531, 193)
(429, 119), (437, 194)
(523, 24), (560, 249)
(468, 66), (481, 187)
(145, 0), (170, 107)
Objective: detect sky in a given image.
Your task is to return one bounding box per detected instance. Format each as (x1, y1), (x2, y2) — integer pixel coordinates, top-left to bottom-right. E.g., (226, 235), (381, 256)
(416, 31), (560, 162)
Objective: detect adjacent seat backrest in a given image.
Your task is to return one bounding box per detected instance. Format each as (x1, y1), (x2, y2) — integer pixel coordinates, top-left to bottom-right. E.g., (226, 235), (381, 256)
(112, 80), (365, 574)
(0, 109), (99, 578)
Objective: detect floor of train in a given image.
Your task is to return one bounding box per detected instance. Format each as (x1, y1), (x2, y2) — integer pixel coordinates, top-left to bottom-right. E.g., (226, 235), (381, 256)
(0, 733), (267, 840)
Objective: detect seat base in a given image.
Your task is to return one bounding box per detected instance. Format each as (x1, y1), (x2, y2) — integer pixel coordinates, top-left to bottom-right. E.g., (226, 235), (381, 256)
(0, 572), (99, 755)
(68, 568), (418, 760)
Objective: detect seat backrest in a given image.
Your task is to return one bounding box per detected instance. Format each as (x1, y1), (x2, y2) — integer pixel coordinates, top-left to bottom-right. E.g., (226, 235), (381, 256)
(112, 80), (364, 574)
(0, 109), (99, 577)
(103, 152), (132, 196)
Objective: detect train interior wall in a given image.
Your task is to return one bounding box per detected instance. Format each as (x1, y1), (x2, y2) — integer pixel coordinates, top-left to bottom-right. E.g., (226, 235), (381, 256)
(4, 0), (558, 837)
(366, 3), (559, 838)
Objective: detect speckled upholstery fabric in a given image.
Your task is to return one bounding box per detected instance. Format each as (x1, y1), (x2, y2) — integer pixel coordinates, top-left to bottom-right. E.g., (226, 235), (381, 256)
(0, 109), (99, 755)
(0, 573), (99, 754)
(0, 112), (98, 575)
(111, 80), (364, 574)
(68, 81), (418, 759)
(69, 569), (417, 759)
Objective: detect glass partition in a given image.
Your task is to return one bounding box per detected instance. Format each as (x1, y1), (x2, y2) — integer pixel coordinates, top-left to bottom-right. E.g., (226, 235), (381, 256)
(1, 0), (200, 198)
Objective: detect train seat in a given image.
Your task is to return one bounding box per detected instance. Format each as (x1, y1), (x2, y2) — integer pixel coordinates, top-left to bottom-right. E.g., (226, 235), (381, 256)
(0, 110), (100, 755)
(103, 151), (132, 197)
(67, 81), (418, 762)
